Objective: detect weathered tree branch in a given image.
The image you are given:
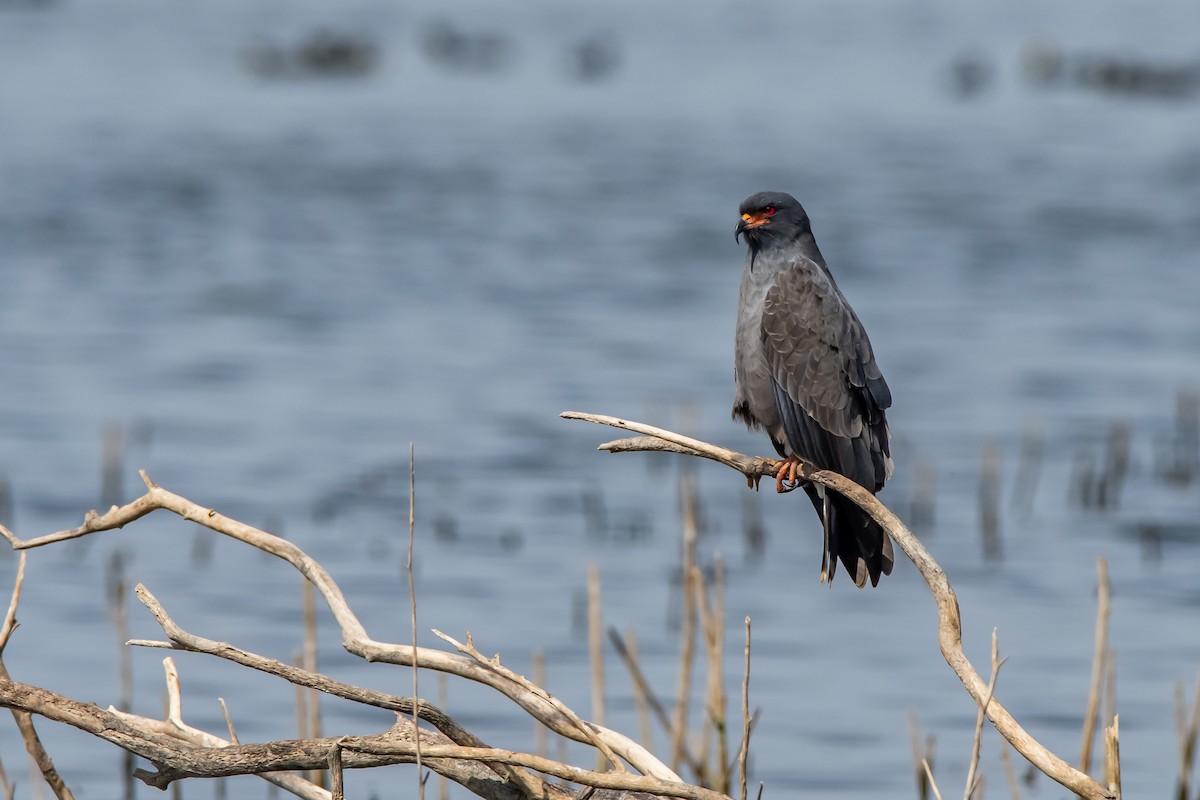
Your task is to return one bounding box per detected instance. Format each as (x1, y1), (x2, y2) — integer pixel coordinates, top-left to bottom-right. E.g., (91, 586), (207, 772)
(0, 674), (723, 800)
(0, 408), (1118, 800)
(0, 469), (703, 800)
(0, 470), (678, 784)
(127, 585), (555, 800)
(560, 410), (1116, 800)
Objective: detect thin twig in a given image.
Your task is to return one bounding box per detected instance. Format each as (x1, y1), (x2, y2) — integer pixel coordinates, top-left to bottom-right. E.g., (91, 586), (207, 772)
(1010, 419), (1043, 520)
(697, 557), (728, 793)
(1104, 716), (1121, 799)
(923, 759), (945, 800)
(672, 473), (699, 778)
(999, 744), (1021, 800)
(607, 627), (704, 776)
(909, 712), (930, 800)
(1175, 674), (1200, 800)
(533, 650), (548, 759)
(433, 629), (629, 774)
(561, 410), (1116, 800)
(979, 442), (1003, 560)
(624, 630), (653, 751)
(303, 576), (324, 788)
(163, 658), (183, 726)
(409, 443), (424, 799)
(0, 552), (25, 653)
(0, 553), (74, 800)
(738, 616), (751, 800)
(218, 698), (239, 744)
(964, 630), (1007, 800)
(295, 651), (310, 739)
(1081, 557), (1111, 774)
(587, 563), (607, 772)
(107, 551), (136, 800)
(0, 754), (13, 800)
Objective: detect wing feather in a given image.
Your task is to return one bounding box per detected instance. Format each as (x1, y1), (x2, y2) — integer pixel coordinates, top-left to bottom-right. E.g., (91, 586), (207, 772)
(760, 256), (891, 491)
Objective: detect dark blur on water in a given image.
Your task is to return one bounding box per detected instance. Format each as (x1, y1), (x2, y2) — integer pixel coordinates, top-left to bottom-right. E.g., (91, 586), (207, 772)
(2, 0), (1199, 797)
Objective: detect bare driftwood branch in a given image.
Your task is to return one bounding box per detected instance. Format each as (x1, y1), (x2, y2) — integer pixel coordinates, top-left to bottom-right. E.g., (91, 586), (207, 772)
(433, 628), (628, 775)
(1, 469), (704, 800)
(0, 469), (678, 785)
(2, 672), (493, 799)
(560, 410), (1116, 800)
(127, 585), (554, 799)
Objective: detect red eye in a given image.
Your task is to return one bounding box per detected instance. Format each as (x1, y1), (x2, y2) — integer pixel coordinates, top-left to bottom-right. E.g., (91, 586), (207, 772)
(764, 206), (776, 216)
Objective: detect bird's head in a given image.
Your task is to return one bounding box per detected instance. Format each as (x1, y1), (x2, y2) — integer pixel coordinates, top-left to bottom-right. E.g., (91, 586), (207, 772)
(735, 191), (811, 246)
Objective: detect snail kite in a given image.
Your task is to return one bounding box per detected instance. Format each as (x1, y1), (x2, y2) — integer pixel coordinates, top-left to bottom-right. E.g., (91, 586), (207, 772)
(733, 191), (894, 587)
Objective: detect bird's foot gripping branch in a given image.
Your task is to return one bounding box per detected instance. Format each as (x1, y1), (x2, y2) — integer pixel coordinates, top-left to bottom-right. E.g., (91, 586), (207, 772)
(560, 410), (1121, 800)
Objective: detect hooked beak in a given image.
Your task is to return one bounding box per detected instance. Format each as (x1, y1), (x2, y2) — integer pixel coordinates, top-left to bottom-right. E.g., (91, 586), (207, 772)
(735, 212), (766, 243)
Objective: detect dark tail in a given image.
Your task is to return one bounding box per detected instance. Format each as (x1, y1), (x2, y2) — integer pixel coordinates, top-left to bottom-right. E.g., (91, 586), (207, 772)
(802, 485), (894, 587)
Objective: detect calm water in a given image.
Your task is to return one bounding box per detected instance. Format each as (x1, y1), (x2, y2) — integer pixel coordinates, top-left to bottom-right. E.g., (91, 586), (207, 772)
(2, 0), (1199, 797)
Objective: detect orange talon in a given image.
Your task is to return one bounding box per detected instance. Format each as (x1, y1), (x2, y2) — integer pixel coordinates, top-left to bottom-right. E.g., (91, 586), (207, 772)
(774, 457), (802, 493)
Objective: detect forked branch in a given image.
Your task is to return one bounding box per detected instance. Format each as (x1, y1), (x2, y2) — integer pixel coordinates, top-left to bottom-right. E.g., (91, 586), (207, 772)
(0, 468), (705, 800)
(560, 410), (1116, 800)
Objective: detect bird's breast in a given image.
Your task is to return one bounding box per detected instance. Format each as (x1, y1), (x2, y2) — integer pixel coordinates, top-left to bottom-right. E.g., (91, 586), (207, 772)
(733, 258), (782, 430)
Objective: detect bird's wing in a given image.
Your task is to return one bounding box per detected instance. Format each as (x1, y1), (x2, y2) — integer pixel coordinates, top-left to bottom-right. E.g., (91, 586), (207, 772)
(761, 256), (891, 487)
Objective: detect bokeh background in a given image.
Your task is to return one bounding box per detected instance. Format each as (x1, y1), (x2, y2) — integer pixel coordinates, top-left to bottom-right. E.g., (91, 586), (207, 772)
(2, 0), (1199, 797)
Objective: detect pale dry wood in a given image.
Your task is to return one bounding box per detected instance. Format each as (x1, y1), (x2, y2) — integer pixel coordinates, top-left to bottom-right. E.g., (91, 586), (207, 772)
(163, 657), (182, 725)
(104, 703), (534, 800)
(607, 628), (704, 777)
(108, 664), (329, 800)
(964, 630), (1006, 800)
(301, 575), (324, 788)
(438, 671), (452, 800)
(908, 712), (935, 800)
(328, 742), (344, 800)
(0, 552), (24, 653)
(0, 553), (75, 800)
(998, 744), (1021, 800)
(129, 584), (555, 800)
(696, 557), (728, 792)
(1175, 675), (1200, 800)
(532, 651), (548, 759)
(0, 677), (345, 793)
(0, 754), (12, 800)
(1081, 557), (1111, 775)
(561, 411), (1117, 800)
(337, 739), (731, 800)
(1104, 716), (1121, 799)
(672, 476), (700, 777)
(104, 553), (137, 800)
(624, 630), (653, 752)
(922, 759), (945, 800)
(1, 669), (550, 800)
(218, 697), (239, 744)
(0, 469), (677, 784)
(588, 563), (607, 771)
(408, 443), (425, 800)
(433, 629), (629, 775)
(737, 616), (751, 800)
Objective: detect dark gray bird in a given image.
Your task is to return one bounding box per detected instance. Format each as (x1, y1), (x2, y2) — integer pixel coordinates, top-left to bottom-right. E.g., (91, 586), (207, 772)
(733, 191), (894, 587)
